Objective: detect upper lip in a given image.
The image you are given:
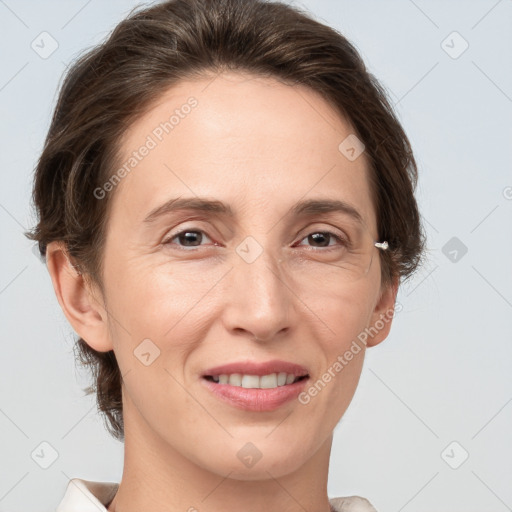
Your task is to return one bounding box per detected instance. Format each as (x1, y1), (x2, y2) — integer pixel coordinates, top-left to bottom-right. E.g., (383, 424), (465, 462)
(202, 359), (310, 377)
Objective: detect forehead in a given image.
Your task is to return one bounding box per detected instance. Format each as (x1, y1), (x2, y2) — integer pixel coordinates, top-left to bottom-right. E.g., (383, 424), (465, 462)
(108, 71), (377, 234)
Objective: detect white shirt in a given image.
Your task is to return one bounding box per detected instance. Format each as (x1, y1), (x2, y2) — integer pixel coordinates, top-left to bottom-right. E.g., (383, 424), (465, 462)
(56, 478), (378, 512)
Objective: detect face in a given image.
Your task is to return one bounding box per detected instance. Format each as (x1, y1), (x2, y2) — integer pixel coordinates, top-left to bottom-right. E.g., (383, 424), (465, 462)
(55, 71), (397, 480)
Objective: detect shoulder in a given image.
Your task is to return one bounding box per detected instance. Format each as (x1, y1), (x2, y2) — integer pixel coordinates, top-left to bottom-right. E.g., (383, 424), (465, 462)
(329, 495), (378, 512)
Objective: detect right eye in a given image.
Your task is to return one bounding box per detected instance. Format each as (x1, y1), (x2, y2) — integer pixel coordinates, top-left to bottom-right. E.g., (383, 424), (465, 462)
(162, 228), (215, 250)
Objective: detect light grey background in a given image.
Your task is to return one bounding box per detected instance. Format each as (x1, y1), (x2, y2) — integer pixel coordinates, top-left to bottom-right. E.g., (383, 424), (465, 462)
(1, 1), (511, 511)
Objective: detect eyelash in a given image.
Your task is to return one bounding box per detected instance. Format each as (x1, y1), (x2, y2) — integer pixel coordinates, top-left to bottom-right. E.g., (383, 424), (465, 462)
(162, 227), (349, 252)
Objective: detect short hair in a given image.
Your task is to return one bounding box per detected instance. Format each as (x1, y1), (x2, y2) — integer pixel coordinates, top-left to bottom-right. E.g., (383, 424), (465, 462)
(25, 0), (426, 441)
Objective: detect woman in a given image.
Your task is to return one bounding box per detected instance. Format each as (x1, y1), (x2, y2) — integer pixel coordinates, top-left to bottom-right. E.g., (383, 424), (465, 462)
(26, 0), (425, 510)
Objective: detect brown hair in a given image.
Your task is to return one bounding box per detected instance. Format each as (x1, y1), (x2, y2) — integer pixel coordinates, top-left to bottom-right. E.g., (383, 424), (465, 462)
(25, 0), (426, 441)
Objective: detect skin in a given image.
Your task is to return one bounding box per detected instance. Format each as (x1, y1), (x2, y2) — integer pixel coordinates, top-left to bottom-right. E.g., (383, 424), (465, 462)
(47, 71), (398, 512)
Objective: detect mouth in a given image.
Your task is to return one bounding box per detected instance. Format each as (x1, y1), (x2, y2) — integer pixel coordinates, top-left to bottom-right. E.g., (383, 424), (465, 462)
(201, 359), (310, 388)
(200, 360), (310, 411)
(202, 373), (309, 389)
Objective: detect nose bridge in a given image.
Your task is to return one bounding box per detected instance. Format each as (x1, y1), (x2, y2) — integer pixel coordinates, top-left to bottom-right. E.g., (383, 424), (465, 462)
(223, 237), (291, 339)
(236, 237), (286, 307)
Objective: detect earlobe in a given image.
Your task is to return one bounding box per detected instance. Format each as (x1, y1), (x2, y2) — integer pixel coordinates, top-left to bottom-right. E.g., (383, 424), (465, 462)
(45, 241), (113, 352)
(365, 276), (400, 348)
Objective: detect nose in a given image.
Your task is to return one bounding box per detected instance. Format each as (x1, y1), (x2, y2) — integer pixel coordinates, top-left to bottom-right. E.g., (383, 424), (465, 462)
(221, 247), (293, 342)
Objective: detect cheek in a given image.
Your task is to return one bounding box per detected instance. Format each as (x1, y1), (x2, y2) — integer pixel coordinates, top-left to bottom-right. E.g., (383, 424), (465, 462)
(108, 259), (221, 338)
(302, 271), (376, 345)
(290, 281), (374, 421)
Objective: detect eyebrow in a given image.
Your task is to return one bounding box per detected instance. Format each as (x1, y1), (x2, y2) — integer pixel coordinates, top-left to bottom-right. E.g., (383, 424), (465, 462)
(142, 197), (364, 225)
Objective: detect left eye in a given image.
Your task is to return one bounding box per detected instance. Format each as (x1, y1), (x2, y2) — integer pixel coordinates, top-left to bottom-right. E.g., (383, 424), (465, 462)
(295, 231), (347, 249)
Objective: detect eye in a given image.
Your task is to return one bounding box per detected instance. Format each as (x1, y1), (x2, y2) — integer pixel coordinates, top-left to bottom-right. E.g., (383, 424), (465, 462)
(163, 229), (214, 249)
(162, 227), (349, 252)
(295, 230), (348, 250)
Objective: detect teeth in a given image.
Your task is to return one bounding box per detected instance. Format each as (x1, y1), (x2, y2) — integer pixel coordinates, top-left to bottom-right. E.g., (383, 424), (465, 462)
(210, 372), (304, 389)
(260, 374), (277, 388)
(229, 373), (242, 386)
(242, 374), (261, 388)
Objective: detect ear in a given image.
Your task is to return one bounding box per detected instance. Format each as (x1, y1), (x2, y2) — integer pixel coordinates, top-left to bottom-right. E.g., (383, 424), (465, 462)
(365, 275), (399, 348)
(45, 241), (113, 352)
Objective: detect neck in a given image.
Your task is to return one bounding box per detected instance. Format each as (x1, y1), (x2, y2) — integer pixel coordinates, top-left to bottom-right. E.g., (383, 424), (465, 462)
(108, 391), (334, 512)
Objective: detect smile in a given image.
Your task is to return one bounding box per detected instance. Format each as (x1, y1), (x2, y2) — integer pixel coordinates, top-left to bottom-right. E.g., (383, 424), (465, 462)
(203, 372), (308, 389)
(200, 360), (311, 412)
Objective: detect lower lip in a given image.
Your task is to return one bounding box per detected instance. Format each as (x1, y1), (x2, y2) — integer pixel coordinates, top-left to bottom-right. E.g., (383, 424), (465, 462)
(201, 377), (309, 412)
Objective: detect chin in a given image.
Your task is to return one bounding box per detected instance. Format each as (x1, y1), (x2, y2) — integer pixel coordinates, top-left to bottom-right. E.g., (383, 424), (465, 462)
(220, 455), (307, 481)
(207, 438), (310, 481)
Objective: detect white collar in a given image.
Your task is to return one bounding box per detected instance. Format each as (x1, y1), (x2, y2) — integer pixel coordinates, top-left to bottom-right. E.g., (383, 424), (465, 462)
(56, 478), (118, 511)
(56, 478), (376, 512)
